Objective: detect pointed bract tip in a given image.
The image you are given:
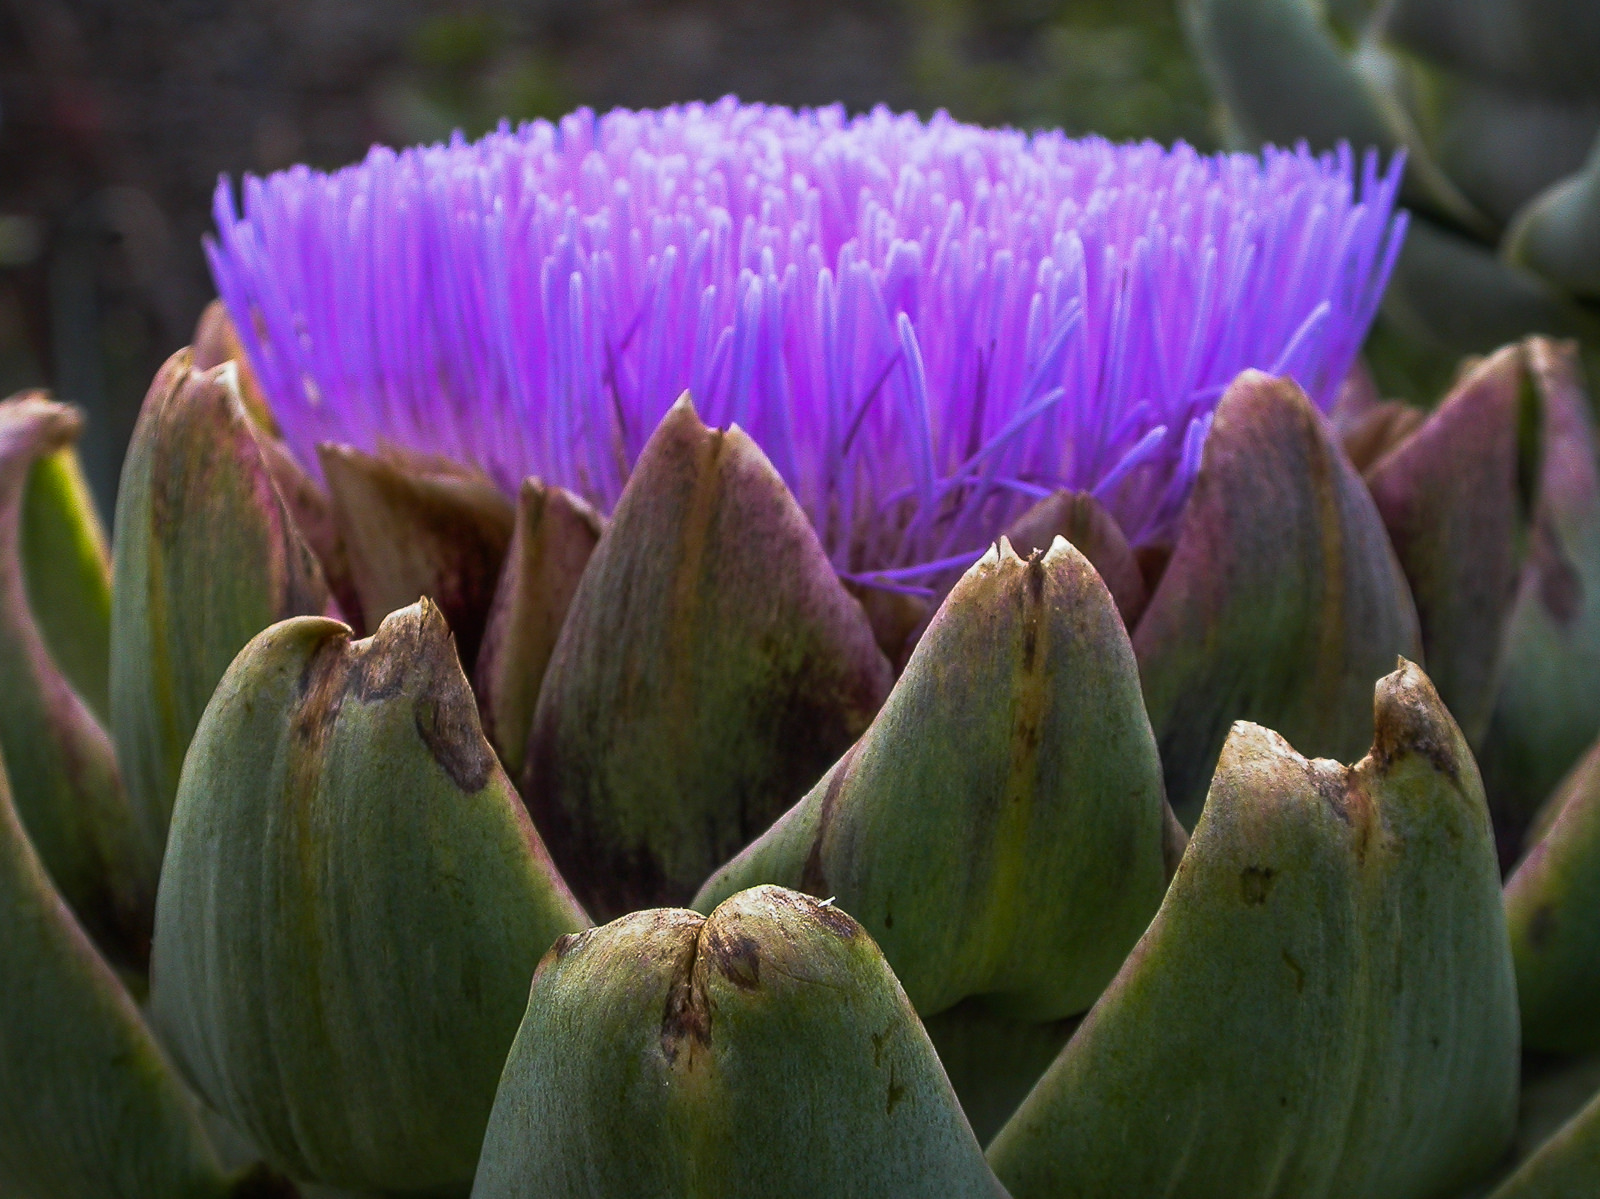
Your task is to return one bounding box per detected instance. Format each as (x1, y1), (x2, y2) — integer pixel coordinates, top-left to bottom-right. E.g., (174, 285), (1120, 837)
(1370, 658), (1467, 783)
(708, 883), (863, 944)
(1218, 367), (1314, 414)
(355, 600), (485, 777)
(669, 390), (701, 421)
(1216, 718), (1303, 773)
(0, 393), (83, 463)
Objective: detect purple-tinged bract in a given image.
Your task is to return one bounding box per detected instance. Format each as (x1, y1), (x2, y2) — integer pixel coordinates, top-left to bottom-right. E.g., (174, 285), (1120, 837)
(208, 98), (1405, 592)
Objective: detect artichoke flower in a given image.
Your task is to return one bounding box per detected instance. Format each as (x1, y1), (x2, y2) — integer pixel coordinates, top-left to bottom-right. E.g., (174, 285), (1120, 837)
(1184, 0), (1600, 381)
(2, 100), (1600, 1199)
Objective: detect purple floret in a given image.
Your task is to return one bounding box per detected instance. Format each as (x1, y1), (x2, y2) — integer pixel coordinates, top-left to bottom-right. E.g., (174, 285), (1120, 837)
(207, 98), (1406, 593)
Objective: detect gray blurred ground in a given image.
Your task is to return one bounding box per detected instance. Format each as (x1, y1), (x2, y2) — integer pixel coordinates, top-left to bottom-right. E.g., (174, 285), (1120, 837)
(0, 0), (1208, 512)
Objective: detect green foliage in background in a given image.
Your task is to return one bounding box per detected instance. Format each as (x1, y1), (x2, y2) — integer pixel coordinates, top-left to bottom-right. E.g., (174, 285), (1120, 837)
(901, 0), (1213, 145)
(1184, 0), (1600, 402)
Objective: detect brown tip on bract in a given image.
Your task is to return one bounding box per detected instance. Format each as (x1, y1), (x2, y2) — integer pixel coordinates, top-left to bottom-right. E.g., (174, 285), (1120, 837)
(1004, 489), (1148, 628)
(0, 393), (81, 460)
(149, 600), (587, 1194)
(473, 885), (1004, 1199)
(1367, 658), (1469, 788)
(359, 600), (496, 794)
(990, 658), (1516, 1199)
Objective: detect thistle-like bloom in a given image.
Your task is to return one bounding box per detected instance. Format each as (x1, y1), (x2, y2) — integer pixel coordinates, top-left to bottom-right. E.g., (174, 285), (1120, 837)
(16, 93), (1600, 1199)
(208, 99), (1405, 590)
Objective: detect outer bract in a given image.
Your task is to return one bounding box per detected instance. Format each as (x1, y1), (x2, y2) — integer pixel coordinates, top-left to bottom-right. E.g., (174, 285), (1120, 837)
(472, 886), (1007, 1199)
(696, 535), (1176, 1135)
(18, 418), (111, 724)
(150, 601), (588, 1193)
(0, 746), (237, 1199)
(1487, 1084), (1600, 1199)
(524, 395), (893, 918)
(110, 350), (327, 858)
(1003, 490), (1148, 627)
(474, 479), (600, 775)
(1505, 740), (1600, 1054)
(317, 442), (515, 667)
(988, 661), (1518, 1199)
(1363, 344), (1528, 748)
(1475, 340), (1600, 840)
(0, 395), (153, 967)
(1361, 338), (1600, 859)
(1133, 369), (1421, 825)
(698, 535), (1172, 1022)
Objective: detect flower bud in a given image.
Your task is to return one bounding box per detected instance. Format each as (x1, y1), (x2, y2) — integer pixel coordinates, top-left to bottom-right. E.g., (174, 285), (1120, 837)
(150, 601), (588, 1193)
(473, 886), (1006, 1198)
(1329, 361), (1425, 473)
(1, 395), (154, 966)
(110, 350), (327, 856)
(1134, 370), (1422, 826)
(988, 661), (1517, 1199)
(524, 395), (893, 918)
(1185, 0), (1488, 233)
(1186, 0), (1393, 169)
(1506, 144), (1600, 302)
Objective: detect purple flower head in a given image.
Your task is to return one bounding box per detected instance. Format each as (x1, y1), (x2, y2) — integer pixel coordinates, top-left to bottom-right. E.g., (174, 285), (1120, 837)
(207, 98), (1406, 594)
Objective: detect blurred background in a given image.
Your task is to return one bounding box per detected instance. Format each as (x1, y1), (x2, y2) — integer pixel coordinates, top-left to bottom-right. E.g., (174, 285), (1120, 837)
(5, 0), (1599, 516)
(0, 0), (1209, 514)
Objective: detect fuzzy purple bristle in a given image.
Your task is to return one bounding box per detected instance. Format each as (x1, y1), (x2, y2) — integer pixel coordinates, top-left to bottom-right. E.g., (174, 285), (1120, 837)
(207, 98), (1406, 592)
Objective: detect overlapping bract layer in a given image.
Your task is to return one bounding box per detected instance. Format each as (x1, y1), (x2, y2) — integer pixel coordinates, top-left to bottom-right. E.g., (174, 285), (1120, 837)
(6, 339), (1600, 1196)
(12, 89), (1600, 1199)
(208, 100), (1404, 585)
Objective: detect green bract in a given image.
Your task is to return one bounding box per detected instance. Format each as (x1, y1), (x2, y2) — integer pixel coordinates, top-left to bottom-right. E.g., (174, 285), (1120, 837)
(1185, 0), (1600, 383)
(1, 397), (154, 970)
(474, 887), (1006, 1198)
(988, 662), (1518, 1199)
(150, 601), (588, 1193)
(5, 318), (1600, 1197)
(109, 350), (327, 861)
